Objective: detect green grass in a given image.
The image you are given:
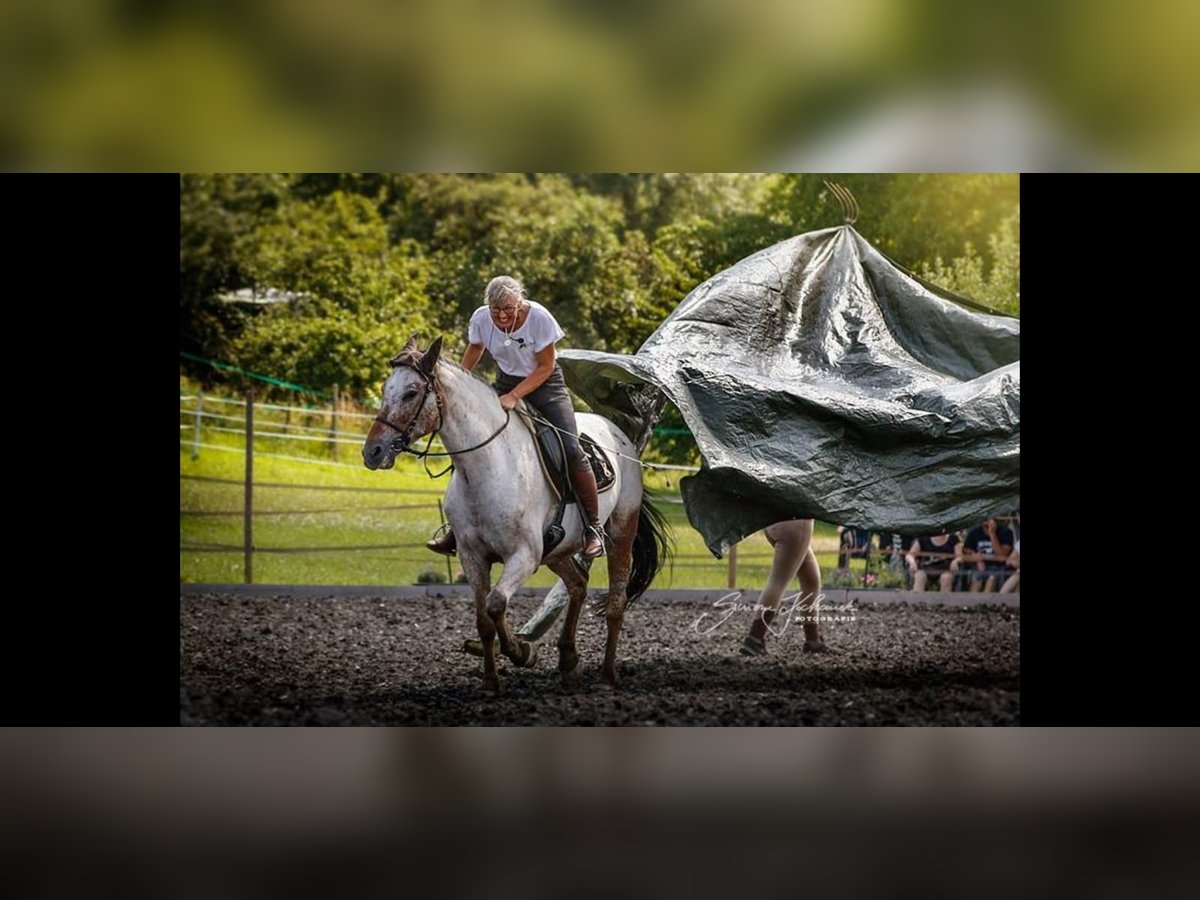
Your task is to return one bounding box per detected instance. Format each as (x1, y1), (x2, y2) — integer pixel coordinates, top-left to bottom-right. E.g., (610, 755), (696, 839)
(180, 424), (849, 588)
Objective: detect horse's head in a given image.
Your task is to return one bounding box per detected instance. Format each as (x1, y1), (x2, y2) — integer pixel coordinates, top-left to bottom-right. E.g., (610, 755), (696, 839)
(362, 335), (444, 470)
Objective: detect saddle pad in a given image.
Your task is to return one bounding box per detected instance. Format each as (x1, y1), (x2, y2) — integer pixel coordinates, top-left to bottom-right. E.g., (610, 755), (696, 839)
(531, 419), (617, 498)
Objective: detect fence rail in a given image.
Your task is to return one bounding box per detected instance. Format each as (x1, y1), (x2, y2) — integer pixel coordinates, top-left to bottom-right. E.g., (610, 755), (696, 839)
(181, 387), (1015, 591)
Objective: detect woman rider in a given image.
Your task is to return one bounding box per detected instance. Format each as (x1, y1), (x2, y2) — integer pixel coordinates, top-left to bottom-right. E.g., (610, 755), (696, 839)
(426, 275), (606, 559)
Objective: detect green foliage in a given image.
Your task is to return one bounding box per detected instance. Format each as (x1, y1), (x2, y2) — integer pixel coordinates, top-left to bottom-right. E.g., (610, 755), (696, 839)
(918, 208), (1020, 315)
(179, 173), (290, 373)
(182, 172), (1020, 400)
(763, 173), (1020, 290)
(231, 191), (437, 397)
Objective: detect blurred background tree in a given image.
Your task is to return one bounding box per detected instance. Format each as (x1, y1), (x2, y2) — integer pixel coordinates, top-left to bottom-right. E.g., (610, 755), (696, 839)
(181, 172), (1019, 456)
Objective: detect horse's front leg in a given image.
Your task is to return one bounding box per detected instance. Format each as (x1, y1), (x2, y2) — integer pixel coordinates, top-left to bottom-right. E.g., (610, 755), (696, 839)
(459, 553), (500, 694)
(488, 548), (541, 676)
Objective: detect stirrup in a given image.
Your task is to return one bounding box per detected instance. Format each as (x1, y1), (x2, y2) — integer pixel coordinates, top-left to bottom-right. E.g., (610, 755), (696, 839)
(426, 524), (457, 556)
(580, 524), (606, 559)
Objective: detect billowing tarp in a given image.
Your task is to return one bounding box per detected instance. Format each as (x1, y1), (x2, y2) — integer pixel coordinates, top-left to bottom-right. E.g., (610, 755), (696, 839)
(559, 225), (1019, 557)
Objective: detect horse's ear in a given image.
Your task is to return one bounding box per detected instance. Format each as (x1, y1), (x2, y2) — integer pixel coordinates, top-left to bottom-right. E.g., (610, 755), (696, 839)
(419, 336), (443, 375)
(390, 334), (421, 366)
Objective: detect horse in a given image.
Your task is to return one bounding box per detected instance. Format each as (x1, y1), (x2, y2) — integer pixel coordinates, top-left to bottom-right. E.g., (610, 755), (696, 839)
(362, 336), (671, 694)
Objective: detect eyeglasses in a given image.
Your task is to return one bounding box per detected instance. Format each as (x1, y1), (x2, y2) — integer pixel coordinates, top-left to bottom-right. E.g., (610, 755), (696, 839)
(491, 304), (520, 316)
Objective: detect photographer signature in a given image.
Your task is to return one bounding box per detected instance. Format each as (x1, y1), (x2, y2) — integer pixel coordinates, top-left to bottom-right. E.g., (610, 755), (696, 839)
(692, 591), (853, 637)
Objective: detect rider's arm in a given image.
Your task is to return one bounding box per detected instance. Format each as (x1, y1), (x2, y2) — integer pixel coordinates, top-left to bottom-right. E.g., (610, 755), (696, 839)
(462, 343), (485, 371)
(499, 344), (556, 410)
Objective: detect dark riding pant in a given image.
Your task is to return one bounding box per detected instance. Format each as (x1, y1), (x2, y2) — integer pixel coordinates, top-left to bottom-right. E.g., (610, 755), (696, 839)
(494, 366), (588, 471)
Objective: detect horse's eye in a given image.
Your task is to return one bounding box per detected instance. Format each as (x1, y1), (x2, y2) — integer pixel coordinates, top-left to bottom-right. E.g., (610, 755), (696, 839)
(402, 389), (418, 402)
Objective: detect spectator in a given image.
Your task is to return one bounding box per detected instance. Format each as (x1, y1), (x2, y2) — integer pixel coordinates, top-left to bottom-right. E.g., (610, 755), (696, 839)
(1000, 539), (1021, 594)
(906, 533), (961, 591)
(879, 531), (912, 574)
(836, 525), (874, 569)
(963, 517), (1015, 592)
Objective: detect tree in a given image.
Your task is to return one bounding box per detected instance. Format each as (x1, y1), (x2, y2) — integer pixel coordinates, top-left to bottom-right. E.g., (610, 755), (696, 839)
(231, 190), (436, 399)
(179, 173), (288, 378)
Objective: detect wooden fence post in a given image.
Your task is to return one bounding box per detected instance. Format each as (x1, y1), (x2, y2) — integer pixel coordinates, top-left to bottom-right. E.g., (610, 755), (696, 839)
(244, 389), (254, 584)
(331, 384), (340, 462)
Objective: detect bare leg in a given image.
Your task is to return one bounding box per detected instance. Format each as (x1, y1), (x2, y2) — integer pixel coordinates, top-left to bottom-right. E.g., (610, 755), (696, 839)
(913, 570), (929, 592)
(1000, 571), (1020, 593)
(746, 520), (810, 651)
(796, 545), (826, 651)
(938, 570), (954, 591)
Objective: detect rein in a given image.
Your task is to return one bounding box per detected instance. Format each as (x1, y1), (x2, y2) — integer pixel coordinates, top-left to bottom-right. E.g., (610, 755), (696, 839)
(374, 362), (512, 477)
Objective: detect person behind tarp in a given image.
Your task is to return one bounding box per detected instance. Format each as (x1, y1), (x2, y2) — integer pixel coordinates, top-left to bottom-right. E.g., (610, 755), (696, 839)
(425, 275), (605, 559)
(836, 525), (873, 569)
(906, 532), (962, 592)
(740, 519), (828, 657)
(1000, 539), (1020, 594)
(963, 517), (1015, 592)
(879, 531), (912, 574)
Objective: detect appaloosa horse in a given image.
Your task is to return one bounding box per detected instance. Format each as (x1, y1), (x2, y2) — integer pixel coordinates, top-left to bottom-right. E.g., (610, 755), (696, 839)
(363, 337), (670, 694)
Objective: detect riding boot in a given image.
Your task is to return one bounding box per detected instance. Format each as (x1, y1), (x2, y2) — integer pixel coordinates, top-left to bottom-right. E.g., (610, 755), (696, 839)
(426, 529), (457, 556)
(568, 465), (606, 558)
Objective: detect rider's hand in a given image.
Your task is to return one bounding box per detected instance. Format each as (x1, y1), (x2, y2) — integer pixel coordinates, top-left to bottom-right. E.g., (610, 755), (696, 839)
(499, 393), (519, 411)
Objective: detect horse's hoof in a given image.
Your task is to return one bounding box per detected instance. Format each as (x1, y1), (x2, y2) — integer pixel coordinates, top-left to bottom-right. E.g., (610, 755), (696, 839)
(462, 638), (500, 657)
(517, 641), (540, 668)
(480, 677), (501, 695)
(740, 635), (767, 656)
(803, 638), (830, 653)
(561, 663), (584, 686)
(601, 670), (621, 690)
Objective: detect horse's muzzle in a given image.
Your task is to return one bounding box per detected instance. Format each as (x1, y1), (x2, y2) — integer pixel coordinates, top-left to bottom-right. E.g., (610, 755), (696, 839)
(362, 441), (396, 470)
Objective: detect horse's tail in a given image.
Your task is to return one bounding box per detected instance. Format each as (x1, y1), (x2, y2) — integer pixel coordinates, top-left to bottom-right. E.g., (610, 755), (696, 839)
(625, 492), (673, 606)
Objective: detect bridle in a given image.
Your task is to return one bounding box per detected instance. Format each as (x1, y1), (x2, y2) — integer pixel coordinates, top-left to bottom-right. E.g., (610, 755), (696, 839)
(373, 358), (511, 476)
(374, 361), (444, 455)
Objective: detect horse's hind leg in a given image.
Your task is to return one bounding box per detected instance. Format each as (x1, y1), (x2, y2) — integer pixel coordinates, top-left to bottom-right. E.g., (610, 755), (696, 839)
(600, 508), (639, 689)
(547, 557), (589, 685)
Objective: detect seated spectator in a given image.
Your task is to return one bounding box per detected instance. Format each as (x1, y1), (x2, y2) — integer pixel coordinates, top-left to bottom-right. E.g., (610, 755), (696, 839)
(1000, 539), (1020, 594)
(963, 517), (1015, 592)
(906, 533), (961, 591)
(836, 525), (874, 569)
(879, 532), (913, 574)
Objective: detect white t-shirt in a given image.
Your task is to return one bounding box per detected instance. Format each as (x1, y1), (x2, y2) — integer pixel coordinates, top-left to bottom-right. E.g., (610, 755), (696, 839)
(468, 301), (565, 377)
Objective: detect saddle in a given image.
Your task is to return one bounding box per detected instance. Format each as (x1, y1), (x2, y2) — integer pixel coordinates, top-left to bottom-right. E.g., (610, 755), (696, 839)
(517, 404), (616, 558)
